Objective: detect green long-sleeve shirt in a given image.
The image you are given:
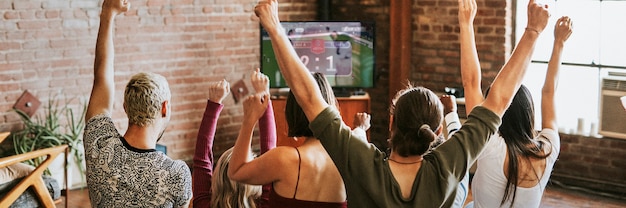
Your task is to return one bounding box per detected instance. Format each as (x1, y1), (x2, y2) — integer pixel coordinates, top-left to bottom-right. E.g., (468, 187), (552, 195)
(310, 106), (500, 208)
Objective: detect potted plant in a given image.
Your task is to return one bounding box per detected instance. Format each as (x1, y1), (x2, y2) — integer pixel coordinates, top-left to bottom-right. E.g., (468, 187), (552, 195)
(11, 97), (86, 189)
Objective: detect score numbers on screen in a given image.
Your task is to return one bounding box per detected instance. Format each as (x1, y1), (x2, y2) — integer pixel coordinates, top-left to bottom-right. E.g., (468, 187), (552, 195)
(300, 55), (336, 72)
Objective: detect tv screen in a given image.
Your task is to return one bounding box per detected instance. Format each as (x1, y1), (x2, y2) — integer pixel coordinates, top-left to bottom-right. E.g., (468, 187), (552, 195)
(261, 21), (375, 89)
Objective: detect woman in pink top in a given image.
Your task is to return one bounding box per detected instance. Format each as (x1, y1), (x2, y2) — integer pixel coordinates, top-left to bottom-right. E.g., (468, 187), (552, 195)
(192, 70), (276, 208)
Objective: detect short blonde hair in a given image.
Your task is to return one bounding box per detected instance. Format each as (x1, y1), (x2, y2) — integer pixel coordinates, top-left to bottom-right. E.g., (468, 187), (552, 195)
(211, 148), (261, 208)
(124, 72), (171, 126)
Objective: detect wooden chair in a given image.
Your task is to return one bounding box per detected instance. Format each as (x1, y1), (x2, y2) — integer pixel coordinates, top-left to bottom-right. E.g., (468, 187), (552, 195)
(0, 132), (69, 208)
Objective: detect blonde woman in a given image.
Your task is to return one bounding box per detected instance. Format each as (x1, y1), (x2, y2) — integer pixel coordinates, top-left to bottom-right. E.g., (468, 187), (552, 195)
(192, 70), (276, 208)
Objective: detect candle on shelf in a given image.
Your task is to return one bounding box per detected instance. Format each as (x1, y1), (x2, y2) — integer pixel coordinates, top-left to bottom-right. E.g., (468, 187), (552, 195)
(576, 118), (586, 136)
(589, 122), (599, 138)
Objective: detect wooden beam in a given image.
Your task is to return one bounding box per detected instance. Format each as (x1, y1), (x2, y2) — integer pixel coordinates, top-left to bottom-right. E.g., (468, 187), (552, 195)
(389, 0), (412, 99)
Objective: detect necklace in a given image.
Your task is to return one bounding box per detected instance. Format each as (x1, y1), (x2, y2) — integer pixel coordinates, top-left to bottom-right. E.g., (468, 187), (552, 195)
(388, 158), (422, 165)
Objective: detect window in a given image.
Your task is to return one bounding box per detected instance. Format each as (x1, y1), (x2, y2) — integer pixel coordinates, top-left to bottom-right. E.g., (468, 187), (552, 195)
(515, 0), (626, 135)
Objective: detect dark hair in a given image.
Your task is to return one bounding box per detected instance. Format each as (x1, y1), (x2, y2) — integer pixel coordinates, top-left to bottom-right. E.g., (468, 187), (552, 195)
(486, 85), (553, 206)
(286, 73), (338, 137)
(389, 85), (443, 157)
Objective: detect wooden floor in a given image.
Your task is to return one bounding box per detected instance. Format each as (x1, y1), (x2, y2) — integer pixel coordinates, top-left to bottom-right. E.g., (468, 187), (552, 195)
(540, 187), (626, 208)
(57, 185), (626, 208)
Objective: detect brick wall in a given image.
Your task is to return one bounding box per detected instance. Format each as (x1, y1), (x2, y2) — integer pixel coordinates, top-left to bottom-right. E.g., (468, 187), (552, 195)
(328, 0), (512, 149)
(411, 0), (512, 92)
(552, 134), (626, 195)
(3, 0), (624, 196)
(0, 0), (316, 161)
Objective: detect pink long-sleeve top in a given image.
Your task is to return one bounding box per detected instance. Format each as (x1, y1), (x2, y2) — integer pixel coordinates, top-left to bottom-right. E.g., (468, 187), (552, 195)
(192, 99), (276, 208)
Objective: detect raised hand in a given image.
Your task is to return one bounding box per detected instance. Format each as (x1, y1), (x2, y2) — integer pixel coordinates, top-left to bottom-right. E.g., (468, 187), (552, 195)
(208, 80), (230, 104)
(440, 95), (458, 115)
(458, 0), (482, 113)
(255, 0), (281, 34)
(243, 93), (270, 121)
(554, 16), (573, 44)
(458, 0), (477, 26)
(353, 112), (371, 131)
(526, 0), (551, 34)
(541, 16), (573, 130)
(251, 68), (270, 94)
(102, 0), (130, 16)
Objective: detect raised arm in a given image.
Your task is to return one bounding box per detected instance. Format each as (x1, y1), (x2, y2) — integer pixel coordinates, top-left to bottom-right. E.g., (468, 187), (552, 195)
(192, 80), (230, 208)
(481, 0), (550, 116)
(251, 68), (277, 154)
(458, 0), (483, 113)
(228, 92), (284, 185)
(352, 112), (371, 141)
(353, 112), (371, 132)
(542, 16), (572, 130)
(254, 0), (329, 122)
(86, 0), (129, 120)
(251, 68), (275, 207)
(259, 102), (276, 153)
(440, 95), (461, 139)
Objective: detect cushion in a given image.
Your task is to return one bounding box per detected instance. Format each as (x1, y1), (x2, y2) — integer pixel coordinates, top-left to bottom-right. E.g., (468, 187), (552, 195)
(0, 163), (35, 184)
(0, 175), (61, 208)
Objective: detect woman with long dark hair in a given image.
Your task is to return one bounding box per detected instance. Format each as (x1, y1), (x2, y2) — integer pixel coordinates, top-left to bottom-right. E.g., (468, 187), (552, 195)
(459, 0), (572, 206)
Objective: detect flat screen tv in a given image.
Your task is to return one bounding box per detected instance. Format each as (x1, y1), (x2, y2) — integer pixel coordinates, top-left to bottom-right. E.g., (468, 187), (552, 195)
(260, 21), (375, 89)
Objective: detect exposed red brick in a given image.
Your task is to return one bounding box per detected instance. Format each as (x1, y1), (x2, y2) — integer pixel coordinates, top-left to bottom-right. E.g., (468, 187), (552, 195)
(6, 3), (621, 197)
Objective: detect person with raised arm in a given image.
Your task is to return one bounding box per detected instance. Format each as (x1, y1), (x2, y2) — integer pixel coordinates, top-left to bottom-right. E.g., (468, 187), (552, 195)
(459, 0), (572, 206)
(192, 69), (276, 208)
(83, 0), (191, 207)
(228, 72), (348, 208)
(352, 112), (371, 142)
(253, 0), (549, 207)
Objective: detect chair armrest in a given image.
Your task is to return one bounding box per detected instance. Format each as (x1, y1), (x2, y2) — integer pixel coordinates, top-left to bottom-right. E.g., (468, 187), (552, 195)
(0, 145), (68, 207)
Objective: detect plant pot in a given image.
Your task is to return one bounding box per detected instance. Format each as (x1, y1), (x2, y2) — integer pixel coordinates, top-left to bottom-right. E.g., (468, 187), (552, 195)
(47, 145), (86, 190)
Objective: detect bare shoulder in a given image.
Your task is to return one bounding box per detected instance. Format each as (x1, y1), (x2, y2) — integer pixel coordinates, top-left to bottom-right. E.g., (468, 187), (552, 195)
(257, 146), (301, 180)
(263, 146), (300, 164)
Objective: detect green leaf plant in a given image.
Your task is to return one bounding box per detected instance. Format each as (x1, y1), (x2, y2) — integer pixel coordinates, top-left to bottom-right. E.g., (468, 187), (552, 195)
(11, 96), (86, 180)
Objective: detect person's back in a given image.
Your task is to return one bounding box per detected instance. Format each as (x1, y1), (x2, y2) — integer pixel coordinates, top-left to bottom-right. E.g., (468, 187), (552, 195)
(471, 131), (559, 208)
(228, 72), (347, 207)
(268, 139), (346, 207)
(297, 140), (345, 202)
(470, 85), (559, 208)
(459, 2), (571, 205)
(84, 120), (191, 207)
(84, 1), (192, 207)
